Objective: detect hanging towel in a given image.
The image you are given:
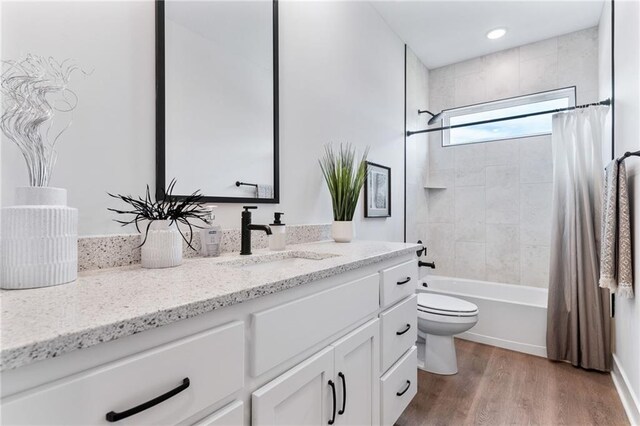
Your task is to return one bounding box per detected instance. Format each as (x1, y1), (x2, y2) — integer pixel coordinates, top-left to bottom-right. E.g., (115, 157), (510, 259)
(600, 160), (634, 298)
(256, 184), (273, 199)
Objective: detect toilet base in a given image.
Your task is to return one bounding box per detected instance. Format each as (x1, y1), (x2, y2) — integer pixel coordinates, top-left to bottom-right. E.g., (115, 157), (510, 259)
(418, 334), (459, 375)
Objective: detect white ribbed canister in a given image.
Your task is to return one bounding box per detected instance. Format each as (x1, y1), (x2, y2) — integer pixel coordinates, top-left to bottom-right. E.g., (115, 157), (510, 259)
(141, 220), (183, 269)
(1, 187), (78, 289)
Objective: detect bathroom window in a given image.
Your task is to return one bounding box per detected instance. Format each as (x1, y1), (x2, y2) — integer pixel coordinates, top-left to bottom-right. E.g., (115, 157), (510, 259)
(441, 87), (576, 147)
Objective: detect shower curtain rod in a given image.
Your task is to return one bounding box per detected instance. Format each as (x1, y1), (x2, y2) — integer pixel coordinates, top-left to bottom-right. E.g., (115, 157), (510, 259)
(406, 98), (611, 137)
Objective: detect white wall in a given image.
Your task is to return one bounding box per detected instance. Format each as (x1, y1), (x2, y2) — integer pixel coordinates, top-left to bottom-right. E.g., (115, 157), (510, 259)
(425, 28), (600, 287)
(1, 0), (156, 236)
(603, 0), (640, 422)
(1, 0), (406, 241)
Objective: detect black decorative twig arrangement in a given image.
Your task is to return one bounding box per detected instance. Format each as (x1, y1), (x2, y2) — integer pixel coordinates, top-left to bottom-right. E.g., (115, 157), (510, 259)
(108, 179), (210, 249)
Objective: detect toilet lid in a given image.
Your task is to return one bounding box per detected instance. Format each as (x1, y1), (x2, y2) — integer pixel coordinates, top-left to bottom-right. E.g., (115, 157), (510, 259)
(417, 293), (478, 316)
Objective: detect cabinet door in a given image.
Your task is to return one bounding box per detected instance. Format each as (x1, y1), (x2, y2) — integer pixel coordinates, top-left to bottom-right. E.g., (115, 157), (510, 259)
(252, 347), (335, 426)
(331, 319), (380, 426)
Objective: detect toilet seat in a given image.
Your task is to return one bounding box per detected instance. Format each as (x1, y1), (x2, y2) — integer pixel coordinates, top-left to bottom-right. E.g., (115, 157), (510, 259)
(417, 293), (478, 317)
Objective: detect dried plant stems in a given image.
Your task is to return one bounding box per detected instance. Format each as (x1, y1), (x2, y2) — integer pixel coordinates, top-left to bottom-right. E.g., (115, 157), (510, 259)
(319, 143), (369, 221)
(0, 55), (84, 187)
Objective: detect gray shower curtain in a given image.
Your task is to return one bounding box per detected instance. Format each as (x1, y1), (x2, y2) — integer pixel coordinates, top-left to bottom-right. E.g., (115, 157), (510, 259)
(546, 107), (611, 372)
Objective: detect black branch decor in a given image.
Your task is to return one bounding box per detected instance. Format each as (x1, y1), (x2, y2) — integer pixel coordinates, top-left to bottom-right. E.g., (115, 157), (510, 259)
(108, 179), (210, 249)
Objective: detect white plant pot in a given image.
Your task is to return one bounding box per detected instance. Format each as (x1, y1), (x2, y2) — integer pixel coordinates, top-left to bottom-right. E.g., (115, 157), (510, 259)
(141, 220), (183, 269)
(1, 187), (78, 289)
(332, 221), (354, 243)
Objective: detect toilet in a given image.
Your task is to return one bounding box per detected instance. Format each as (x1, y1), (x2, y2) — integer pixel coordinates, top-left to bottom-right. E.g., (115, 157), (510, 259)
(416, 292), (479, 375)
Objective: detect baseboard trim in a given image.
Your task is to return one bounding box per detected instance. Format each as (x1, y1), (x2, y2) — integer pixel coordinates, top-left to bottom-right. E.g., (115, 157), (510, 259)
(612, 354), (640, 426)
(458, 331), (547, 358)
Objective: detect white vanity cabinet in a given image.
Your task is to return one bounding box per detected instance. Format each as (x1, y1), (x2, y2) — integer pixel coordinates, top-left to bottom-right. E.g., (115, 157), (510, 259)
(1, 322), (245, 425)
(194, 401), (244, 426)
(252, 319), (380, 426)
(252, 347), (335, 425)
(377, 261), (418, 426)
(1, 249), (419, 426)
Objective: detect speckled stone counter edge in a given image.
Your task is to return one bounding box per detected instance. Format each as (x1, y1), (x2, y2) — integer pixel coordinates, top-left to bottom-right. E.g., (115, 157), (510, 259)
(78, 224), (331, 271)
(1, 243), (419, 371)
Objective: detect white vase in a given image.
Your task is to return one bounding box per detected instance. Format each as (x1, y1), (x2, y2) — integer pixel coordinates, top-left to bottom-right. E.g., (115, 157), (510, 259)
(1, 187), (78, 289)
(332, 221), (354, 243)
(141, 220), (183, 269)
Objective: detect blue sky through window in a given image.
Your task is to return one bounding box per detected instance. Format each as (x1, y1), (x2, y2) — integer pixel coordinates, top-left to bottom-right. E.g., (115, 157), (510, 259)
(443, 91), (574, 146)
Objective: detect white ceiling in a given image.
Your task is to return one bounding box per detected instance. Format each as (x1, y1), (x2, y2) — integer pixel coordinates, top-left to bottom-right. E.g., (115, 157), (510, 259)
(371, 0), (605, 69)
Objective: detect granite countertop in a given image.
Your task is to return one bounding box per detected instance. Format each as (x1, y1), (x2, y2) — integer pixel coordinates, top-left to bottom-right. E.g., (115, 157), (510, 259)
(0, 240), (420, 371)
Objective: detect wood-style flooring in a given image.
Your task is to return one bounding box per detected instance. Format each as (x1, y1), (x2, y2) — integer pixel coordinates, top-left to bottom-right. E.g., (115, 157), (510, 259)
(396, 339), (628, 426)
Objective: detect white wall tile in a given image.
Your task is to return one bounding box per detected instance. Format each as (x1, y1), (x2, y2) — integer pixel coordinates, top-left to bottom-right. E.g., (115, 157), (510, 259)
(428, 169), (453, 188)
(485, 139), (520, 166)
(425, 27), (598, 289)
(455, 186), (485, 242)
(520, 54), (558, 93)
(557, 48), (599, 94)
(486, 224), (520, 284)
(484, 48), (520, 99)
(455, 242), (486, 279)
(427, 223), (455, 276)
(519, 135), (553, 183)
(520, 245), (550, 287)
(429, 136), (454, 171)
(428, 187), (454, 223)
(520, 183), (553, 245)
(557, 27), (599, 58)
(486, 164), (519, 186)
(454, 143), (486, 186)
(454, 57), (484, 77)
(455, 72), (487, 105)
(519, 37), (558, 62)
(486, 166), (520, 224)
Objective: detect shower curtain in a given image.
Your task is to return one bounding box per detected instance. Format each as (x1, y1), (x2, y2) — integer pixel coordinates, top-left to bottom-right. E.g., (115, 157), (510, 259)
(546, 106), (611, 372)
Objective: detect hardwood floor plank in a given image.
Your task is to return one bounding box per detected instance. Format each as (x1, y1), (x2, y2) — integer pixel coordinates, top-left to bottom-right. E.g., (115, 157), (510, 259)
(396, 339), (628, 426)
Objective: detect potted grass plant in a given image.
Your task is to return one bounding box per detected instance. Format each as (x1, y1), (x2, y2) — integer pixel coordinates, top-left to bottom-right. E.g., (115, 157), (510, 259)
(108, 180), (210, 269)
(319, 144), (369, 243)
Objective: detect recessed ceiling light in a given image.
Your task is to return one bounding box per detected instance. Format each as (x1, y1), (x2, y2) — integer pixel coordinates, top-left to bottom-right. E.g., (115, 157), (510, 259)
(486, 28), (507, 40)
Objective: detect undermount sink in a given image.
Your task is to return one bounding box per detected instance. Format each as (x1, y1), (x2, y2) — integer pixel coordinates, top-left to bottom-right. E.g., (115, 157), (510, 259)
(220, 251), (339, 273)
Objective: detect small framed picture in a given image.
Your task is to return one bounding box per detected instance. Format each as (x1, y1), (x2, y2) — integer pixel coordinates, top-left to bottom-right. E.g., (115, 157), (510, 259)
(364, 162), (391, 218)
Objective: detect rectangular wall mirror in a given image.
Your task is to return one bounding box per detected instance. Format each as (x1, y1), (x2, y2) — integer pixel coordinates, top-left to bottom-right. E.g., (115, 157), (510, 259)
(156, 0), (279, 203)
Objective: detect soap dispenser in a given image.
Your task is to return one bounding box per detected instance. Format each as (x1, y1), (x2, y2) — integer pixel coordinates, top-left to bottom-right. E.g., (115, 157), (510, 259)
(200, 206), (223, 257)
(269, 212), (286, 251)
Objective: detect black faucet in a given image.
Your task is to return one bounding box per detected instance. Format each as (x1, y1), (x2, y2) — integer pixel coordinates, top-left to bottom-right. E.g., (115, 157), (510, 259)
(419, 260), (436, 269)
(241, 206), (272, 255)
(416, 241), (436, 269)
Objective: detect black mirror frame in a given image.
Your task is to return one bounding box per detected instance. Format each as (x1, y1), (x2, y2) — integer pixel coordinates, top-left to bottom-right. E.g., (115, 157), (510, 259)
(155, 0), (280, 203)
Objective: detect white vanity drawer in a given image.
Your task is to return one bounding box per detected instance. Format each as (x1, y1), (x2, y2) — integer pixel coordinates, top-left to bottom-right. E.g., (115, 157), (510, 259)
(380, 260), (418, 307)
(380, 295), (417, 373)
(380, 346), (417, 426)
(1, 322), (244, 426)
(251, 273), (379, 376)
(193, 400), (243, 426)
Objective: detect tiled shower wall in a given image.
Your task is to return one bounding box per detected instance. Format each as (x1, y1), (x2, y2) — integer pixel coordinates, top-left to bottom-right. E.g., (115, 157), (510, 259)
(425, 27), (599, 287)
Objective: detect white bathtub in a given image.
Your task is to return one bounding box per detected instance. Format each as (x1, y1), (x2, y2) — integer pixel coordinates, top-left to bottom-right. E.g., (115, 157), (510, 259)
(416, 275), (548, 357)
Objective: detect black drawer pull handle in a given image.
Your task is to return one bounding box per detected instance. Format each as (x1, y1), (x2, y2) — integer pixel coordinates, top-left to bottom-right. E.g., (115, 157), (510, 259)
(338, 372), (346, 415)
(328, 380), (337, 425)
(396, 277), (411, 285)
(396, 380), (411, 397)
(105, 377), (190, 422)
(396, 324), (411, 335)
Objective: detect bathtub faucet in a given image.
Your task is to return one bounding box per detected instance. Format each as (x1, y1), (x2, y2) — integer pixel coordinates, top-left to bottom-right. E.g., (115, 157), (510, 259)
(419, 260), (436, 269)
